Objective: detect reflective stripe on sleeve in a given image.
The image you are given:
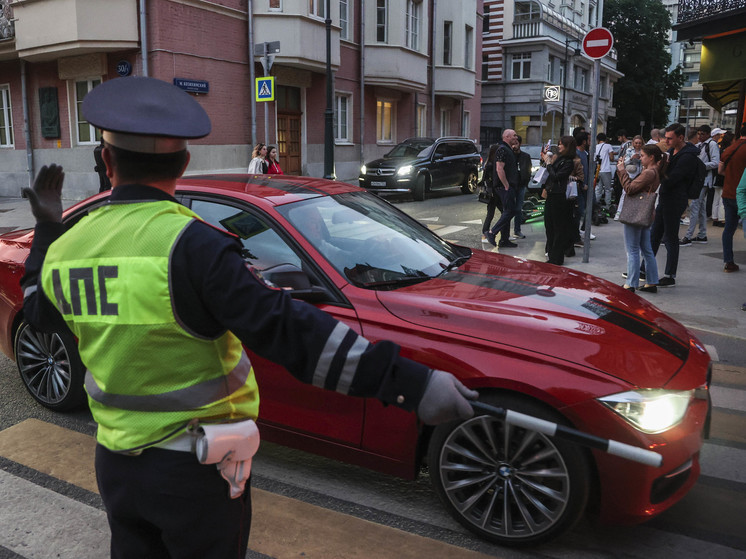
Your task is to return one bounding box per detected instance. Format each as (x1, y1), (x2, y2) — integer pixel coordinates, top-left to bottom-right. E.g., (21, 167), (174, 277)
(85, 351), (253, 412)
(313, 322), (369, 394)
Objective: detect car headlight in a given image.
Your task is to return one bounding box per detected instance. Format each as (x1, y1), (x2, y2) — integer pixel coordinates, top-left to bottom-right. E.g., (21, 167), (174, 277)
(360, 165), (367, 175)
(598, 389), (694, 434)
(397, 165), (413, 176)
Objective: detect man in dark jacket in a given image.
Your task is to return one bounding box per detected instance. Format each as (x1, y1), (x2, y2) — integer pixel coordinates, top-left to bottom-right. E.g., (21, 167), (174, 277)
(651, 123), (701, 287)
(512, 135), (532, 239)
(485, 129), (520, 248)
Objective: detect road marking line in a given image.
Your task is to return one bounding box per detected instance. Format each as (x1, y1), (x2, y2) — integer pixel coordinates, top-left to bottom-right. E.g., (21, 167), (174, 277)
(432, 226), (467, 236)
(419, 217), (440, 222)
(461, 219), (483, 225)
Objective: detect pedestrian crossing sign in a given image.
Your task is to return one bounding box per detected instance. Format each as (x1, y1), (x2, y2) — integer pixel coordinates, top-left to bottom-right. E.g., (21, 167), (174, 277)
(256, 77), (275, 102)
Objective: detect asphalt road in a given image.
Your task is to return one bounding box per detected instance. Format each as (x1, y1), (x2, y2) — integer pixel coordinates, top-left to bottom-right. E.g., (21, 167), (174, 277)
(1, 190), (745, 558)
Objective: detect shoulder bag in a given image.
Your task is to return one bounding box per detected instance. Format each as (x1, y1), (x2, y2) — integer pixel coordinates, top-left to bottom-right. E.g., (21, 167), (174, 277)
(619, 174), (658, 228)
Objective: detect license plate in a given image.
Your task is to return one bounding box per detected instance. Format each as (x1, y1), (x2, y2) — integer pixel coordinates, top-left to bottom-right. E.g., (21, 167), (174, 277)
(370, 181), (387, 187)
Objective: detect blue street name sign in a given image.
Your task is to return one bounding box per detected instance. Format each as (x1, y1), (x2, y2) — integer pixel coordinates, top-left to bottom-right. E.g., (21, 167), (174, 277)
(173, 78), (210, 94)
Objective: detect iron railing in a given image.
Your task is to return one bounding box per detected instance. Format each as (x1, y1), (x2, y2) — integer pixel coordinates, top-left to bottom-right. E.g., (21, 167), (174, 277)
(0, 0), (14, 40)
(677, 0), (746, 24)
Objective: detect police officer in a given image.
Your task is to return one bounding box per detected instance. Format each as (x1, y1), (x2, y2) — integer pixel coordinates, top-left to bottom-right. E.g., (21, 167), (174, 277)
(20, 77), (478, 559)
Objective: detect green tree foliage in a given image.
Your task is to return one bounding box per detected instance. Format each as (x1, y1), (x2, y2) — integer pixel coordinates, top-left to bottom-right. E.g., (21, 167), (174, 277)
(604, 0), (684, 137)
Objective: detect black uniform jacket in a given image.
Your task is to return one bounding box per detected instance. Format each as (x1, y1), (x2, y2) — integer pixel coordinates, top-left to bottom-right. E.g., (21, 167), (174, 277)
(20, 184), (431, 411)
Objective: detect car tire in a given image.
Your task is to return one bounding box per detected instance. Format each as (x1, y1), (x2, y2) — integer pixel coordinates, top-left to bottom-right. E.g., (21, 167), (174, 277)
(413, 174), (427, 201)
(14, 321), (86, 411)
(427, 393), (591, 546)
(461, 170), (478, 194)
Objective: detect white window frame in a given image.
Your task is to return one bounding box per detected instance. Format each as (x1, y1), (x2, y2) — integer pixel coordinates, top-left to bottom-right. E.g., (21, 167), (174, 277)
(406, 0), (421, 51)
(465, 25), (473, 69)
(376, 0), (388, 43)
(443, 21), (453, 65)
(334, 92), (352, 144)
(0, 84), (14, 147)
(269, 0), (282, 11)
(376, 98), (395, 144)
(462, 110), (470, 137)
(310, 0), (326, 19)
(74, 78), (102, 145)
(340, 0), (350, 40)
(416, 104), (427, 137)
(512, 53), (531, 80)
(440, 109), (451, 137)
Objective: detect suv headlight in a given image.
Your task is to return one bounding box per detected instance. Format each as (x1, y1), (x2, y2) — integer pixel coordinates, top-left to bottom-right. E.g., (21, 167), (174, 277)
(397, 165), (413, 176)
(598, 389), (694, 434)
(360, 165), (367, 175)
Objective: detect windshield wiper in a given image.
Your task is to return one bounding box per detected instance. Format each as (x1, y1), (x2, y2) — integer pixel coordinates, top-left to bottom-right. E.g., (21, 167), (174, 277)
(359, 275), (432, 288)
(437, 253), (471, 277)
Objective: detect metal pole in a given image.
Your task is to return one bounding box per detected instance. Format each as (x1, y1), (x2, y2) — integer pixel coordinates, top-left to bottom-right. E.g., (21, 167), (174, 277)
(561, 38), (568, 137)
(263, 43), (269, 145)
(430, 0), (437, 137)
(323, 0), (335, 179)
(248, 0), (257, 148)
(583, 60), (602, 263)
(139, 0), (149, 76)
(359, 0), (366, 166)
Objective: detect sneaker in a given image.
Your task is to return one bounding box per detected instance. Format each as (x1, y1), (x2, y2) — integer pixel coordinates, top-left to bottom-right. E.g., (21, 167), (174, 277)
(679, 237), (692, 247)
(574, 240), (584, 248)
(485, 232), (497, 247)
(622, 284), (635, 293)
(658, 276), (676, 287)
(614, 213), (621, 221)
(498, 240), (518, 248)
(693, 236), (708, 244)
(680, 217), (690, 225)
(621, 271), (646, 280)
(481, 233), (489, 243)
(512, 232), (526, 239)
(724, 262), (740, 272)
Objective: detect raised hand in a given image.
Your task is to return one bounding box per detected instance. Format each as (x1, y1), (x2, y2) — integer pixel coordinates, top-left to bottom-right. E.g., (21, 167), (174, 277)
(22, 164), (65, 224)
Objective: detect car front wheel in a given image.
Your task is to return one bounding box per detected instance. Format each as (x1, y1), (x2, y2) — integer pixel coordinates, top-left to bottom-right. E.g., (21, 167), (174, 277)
(427, 394), (590, 546)
(14, 321), (86, 411)
(461, 170), (478, 194)
(413, 174), (427, 201)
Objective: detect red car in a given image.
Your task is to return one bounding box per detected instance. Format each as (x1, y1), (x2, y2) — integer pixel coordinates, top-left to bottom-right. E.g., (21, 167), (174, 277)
(0, 175), (710, 546)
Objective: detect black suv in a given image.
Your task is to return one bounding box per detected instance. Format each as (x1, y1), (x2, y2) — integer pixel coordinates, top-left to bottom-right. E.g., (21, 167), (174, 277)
(358, 137), (482, 201)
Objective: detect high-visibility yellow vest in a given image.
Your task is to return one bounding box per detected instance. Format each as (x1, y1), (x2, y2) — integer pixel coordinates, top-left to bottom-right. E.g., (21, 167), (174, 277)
(40, 200), (259, 452)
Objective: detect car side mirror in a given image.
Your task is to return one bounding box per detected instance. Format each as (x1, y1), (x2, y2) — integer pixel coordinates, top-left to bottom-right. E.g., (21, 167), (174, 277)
(262, 264), (332, 303)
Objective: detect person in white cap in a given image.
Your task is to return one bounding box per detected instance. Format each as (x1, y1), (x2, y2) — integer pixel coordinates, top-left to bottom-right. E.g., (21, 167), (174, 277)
(19, 76), (478, 558)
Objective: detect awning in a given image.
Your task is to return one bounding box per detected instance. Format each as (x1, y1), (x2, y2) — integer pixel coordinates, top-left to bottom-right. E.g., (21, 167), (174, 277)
(699, 31), (746, 110)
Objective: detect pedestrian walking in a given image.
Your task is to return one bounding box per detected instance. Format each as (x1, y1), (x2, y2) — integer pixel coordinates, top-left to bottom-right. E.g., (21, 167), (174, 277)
(542, 135), (577, 266)
(19, 76), (478, 559)
(718, 123), (746, 273)
(650, 123), (701, 287)
(266, 145), (283, 174)
(485, 129), (520, 249)
(680, 125), (719, 246)
(512, 135), (531, 240)
(248, 142), (268, 174)
(616, 145), (665, 293)
(481, 143), (501, 242)
(712, 129), (732, 227)
(594, 133), (615, 208)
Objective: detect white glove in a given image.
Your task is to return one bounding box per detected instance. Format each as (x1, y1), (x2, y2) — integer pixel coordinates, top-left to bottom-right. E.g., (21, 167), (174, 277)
(417, 370), (479, 425)
(22, 164), (65, 224)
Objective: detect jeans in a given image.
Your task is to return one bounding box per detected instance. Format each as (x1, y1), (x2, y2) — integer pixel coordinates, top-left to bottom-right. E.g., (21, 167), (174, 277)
(651, 193), (688, 277)
(685, 187), (708, 239)
(489, 186), (518, 242)
(712, 187), (725, 221)
(595, 172), (613, 205)
(624, 224), (659, 287)
(723, 197), (739, 263)
(513, 185), (526, 234)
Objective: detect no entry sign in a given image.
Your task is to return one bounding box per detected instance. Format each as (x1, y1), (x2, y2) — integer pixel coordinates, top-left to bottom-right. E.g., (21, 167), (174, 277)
(582, 27), (614, 59)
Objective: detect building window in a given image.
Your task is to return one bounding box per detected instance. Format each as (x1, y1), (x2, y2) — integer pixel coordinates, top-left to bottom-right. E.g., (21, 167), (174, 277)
(515, 0), (542, 22)
(547, 55), (556, 82)
(465, 25), (473, 69)
(376, 99), (395, 143)
(310, 0), (326, 18)
(334, 93), (351, 143)
(462, 111), (470, 137)
(483, 5), (490, 33)
(559, 59), (566, 86)
(0, 85), (13, 147)
(482, 54), (489, 81)
(417, 104), (427, 137)
(376, 0), (388, 43)
(443, 21), (453, 65)
(269, 0), (282, 10)
(75, 78), (102, 144)
(440, 109), (451, 137)
(511, 53), (531, 80)
(340, 0), (349, 40)
(405, 0), (421, 50)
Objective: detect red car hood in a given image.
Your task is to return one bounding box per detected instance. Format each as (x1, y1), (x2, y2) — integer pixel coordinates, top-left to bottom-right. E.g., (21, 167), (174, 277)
(376, 251), (692, 388)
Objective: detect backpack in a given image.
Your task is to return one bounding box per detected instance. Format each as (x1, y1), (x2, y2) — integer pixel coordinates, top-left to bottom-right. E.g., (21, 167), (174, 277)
(687, 156), (707, 199)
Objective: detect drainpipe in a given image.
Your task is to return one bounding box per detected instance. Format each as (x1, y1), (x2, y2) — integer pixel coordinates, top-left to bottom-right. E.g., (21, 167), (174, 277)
(139, 0), (149, 76)
(248, 0), (257, 148)
(20, 60), (33, 188)
(359, 0), (365, 166)
(430, 0), (437, 137)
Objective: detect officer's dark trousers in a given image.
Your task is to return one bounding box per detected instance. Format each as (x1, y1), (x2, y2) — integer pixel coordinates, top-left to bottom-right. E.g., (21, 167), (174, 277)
(96, 444), (252, 559)
(650, 193), (688, 277)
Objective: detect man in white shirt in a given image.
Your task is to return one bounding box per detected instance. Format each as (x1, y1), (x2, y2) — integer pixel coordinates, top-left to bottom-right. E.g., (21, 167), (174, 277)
(594, 133), (615, 206)
(647, 129), (661, 145)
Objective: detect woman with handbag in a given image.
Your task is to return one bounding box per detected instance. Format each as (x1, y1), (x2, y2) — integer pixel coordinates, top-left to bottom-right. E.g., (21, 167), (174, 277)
(616, 144), (667, 293)
(481, 144), (502, 242)
(542, 136), (577, 265)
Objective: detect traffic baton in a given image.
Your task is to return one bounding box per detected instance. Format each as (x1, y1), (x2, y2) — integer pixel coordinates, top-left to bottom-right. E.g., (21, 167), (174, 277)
(471, 401), (663, 468)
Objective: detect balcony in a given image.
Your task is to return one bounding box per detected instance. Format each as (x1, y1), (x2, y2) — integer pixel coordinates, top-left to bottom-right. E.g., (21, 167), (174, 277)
(364, 45), (429, 91)
(434, 66), (476, 97)
(510, 17), (617, 62)
(0, 0), (15, 61)
(674, 0), (746, 41)
(12, 0), (138, 62)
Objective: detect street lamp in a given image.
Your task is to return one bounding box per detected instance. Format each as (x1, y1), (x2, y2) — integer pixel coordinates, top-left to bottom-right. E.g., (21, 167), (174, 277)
(560, 37), (581, 138)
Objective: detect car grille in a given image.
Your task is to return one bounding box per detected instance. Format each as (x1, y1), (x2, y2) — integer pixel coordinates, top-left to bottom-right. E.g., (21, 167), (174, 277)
(366, 168), (396, 177)
(650, 458), (693, 504)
